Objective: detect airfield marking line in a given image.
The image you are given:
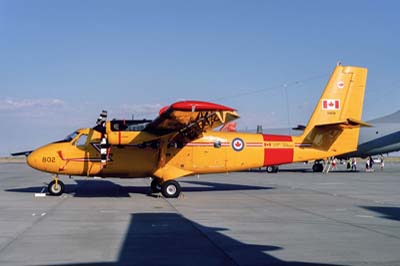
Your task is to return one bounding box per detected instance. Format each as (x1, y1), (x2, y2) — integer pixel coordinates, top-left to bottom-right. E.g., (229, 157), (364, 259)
(236, 189), (400, 241)
(0, 194), (70, 257)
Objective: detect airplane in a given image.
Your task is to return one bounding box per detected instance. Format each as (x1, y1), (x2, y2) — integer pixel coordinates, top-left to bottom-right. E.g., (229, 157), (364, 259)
(15, 64), (369, 198)
(260, 109), (400, 172)
(342, 110), (400, 158)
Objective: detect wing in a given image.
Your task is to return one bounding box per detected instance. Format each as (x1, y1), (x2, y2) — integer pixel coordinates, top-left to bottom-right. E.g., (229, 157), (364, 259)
(144, 100), (240, 140)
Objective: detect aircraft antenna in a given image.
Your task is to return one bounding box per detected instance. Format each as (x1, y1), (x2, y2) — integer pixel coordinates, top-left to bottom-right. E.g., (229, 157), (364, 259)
(283, 84), (291, 135)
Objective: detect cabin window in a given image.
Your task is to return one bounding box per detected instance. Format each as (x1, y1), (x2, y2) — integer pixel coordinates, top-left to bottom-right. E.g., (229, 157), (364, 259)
(75, 134), (88, 147)
(110, 120), (152, 132)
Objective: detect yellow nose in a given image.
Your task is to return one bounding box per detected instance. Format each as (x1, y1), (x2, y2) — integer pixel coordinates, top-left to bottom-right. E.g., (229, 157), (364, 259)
(27, 149), (44, 171)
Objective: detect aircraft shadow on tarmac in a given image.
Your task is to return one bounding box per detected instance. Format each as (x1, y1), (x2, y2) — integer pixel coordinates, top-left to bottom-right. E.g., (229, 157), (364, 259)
(41, 212), (348, 266)
(361, 206), (400, 222)
(5, 179), (274, 198)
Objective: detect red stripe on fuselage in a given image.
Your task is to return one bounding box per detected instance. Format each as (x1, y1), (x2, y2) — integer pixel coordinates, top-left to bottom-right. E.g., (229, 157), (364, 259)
(263, 134), (292, 142)
(262, 134), (293, 166)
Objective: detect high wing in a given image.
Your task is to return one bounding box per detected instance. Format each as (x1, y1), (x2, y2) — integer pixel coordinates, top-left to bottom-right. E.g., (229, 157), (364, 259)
(105, 100), (240, 146)
(144, 100), (240, 140)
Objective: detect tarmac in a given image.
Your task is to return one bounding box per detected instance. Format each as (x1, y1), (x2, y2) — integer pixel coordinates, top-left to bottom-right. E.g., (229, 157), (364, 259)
(0, 161), (399, 266)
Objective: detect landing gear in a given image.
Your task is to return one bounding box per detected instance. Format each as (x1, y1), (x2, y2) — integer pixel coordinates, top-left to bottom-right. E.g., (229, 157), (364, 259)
(161, 180), (181, 198)
(48, 176), (65, 196)
(150, 178), (162, 193)
(266, 165), (279, 173)
(312, 161), (324, 172)
(150, 178), (181, 198)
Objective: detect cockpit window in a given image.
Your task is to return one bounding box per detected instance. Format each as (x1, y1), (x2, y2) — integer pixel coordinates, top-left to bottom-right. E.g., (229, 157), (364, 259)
(111, 120), (152, 132)
(75, 134), (88, 147)
(63, 132), (79, 142)
(52, 131), (80, 144)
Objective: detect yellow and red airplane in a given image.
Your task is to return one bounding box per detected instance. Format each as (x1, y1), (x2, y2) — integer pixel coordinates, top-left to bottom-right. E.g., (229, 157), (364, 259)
(23, 64), (369, 198)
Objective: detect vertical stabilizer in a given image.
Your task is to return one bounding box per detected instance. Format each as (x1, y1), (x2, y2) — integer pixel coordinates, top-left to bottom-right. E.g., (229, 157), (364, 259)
(293, 65), (368, 160)
(303, 65), (368, 135)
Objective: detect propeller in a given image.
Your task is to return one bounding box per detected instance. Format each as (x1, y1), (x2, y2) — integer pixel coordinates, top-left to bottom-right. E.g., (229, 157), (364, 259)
(93, 110), (109, 166)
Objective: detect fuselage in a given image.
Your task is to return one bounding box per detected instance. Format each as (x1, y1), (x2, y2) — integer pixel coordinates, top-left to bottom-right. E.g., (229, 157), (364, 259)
(26, 129), (286, 178)
(26, 125), (361, 179)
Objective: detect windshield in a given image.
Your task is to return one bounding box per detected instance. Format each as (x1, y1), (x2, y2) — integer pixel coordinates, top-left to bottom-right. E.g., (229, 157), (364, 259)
(52, 131), (80, 144)
(63, 131), (79, 142)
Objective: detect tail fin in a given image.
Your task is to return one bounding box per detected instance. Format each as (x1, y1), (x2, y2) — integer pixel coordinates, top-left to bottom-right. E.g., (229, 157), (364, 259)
(295, 64), (369, 157)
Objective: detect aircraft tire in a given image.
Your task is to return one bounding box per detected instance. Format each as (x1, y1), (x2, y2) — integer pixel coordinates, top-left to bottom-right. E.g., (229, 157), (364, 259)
(161, 180), (181, 198)
(266, 166), (279, 173)
(312, 163), (324, 172)
(151, 179), (162, 193)
(48, 180), (65, 196)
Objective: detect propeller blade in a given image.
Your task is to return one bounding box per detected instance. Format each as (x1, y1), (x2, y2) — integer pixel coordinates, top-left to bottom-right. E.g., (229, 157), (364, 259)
(94, 110), (108, 133)
(93, 110), (110, 167)
(100, 137), (109, 165)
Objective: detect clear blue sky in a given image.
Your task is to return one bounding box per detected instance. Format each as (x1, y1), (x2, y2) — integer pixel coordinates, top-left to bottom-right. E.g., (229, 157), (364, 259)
(1, 0), (399, 155)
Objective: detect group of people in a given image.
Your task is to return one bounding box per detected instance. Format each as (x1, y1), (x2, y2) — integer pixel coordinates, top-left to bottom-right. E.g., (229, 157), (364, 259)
(319, 156), (385, 172)
(344, 156), (385, 172)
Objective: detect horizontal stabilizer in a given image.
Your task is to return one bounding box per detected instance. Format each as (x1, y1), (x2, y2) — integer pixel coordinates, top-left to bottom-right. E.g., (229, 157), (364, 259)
(315, 118), (372, 128)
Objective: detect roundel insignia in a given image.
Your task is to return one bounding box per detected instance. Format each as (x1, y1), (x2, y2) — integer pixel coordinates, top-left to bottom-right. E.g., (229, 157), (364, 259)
(232, 138), (245, 152)
(337, 81), (345, 89)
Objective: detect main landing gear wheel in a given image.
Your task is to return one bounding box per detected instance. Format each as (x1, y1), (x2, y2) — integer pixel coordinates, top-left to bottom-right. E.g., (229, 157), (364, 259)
(312, 162), (324, 172)
(161, 180), (181, 198)
(151, 178), (162, 193)
(266, 166), (279, 173)
(48, 180), (65, 196)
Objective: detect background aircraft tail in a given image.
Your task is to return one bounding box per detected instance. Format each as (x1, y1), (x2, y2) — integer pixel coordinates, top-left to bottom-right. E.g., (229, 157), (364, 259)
(293, 64), (369, 160)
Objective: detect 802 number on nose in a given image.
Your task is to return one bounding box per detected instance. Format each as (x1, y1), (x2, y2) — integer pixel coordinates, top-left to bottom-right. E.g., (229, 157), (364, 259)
(42, 157), (56, 163)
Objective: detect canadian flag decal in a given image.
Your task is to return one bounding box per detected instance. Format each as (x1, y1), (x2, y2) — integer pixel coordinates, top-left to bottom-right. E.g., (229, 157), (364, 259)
(322, 99), (340, 110)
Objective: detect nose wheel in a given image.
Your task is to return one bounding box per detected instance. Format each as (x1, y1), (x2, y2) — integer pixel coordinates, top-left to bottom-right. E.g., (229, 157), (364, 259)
(48, 176), (65, 196)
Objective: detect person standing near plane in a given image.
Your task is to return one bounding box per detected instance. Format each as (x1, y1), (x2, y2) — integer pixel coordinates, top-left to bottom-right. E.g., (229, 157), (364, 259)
(380, 156), (385, 170)
(351, 158), (357, 171)
(332, 157), (337, 170)
(369, 156), (374, 172)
